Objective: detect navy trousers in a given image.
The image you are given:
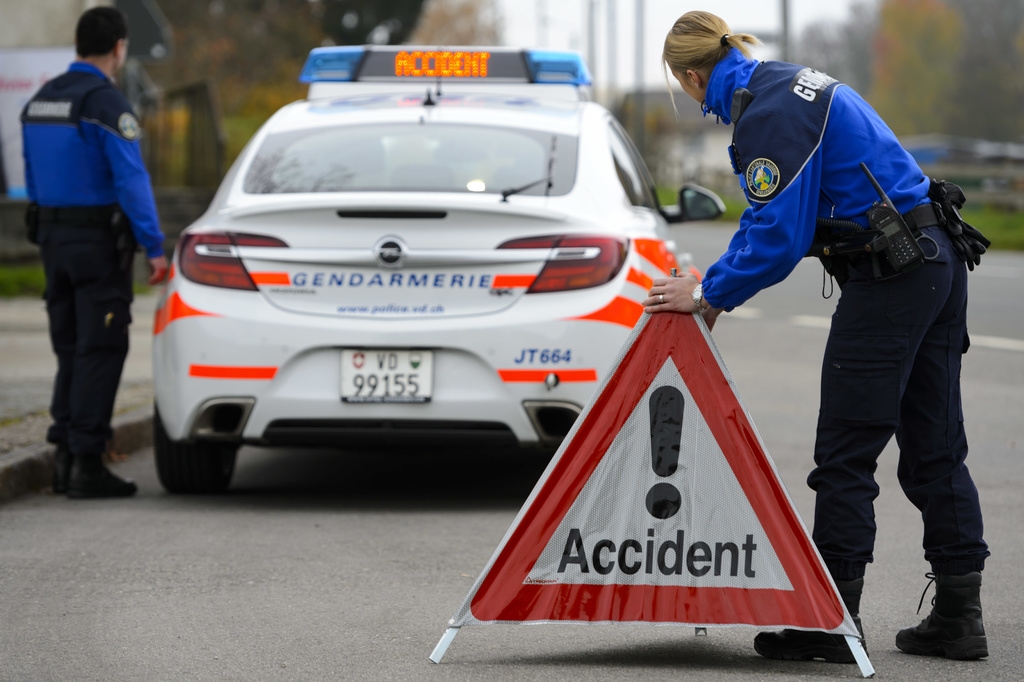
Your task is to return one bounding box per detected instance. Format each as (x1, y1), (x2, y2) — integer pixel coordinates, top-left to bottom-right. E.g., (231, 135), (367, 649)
(39, 224), (133, 459)
(808, 225), (989, 580)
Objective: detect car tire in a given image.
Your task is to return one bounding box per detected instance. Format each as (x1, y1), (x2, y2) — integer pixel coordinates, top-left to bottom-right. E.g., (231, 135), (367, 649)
(154, 407), (238, 494)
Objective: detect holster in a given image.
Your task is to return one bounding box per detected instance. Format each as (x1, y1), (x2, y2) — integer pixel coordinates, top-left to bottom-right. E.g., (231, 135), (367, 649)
(806, 217), (882, 289)
(25, 202), (40, 245)
(109, 208), (137, 271)
(807, 223), (853, 289)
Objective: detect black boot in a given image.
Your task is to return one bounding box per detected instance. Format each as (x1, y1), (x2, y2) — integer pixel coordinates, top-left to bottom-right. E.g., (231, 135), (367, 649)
(753, 577), (865, 663)
(52, 443), (72, 494)
(67, 453), (137, 499)
(896, 572), (988, 660)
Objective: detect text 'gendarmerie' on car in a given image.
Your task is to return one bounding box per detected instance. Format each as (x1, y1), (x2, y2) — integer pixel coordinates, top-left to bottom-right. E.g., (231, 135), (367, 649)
(151, 46), (724, 493)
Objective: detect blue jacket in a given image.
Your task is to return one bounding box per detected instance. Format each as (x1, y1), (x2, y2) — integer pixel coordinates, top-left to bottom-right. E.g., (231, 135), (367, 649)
(21, 62), (164, 258)
(699, 49), (929, 310)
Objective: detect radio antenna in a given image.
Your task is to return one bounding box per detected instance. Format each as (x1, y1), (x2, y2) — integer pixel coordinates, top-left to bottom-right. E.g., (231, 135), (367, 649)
(435, 46), (443, 98)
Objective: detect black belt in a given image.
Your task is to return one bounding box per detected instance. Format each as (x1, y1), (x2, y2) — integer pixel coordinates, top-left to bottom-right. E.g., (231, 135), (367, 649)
(902, 203), (941, 232)
(38, 204), (117, 227)
(815, 202), (942, 238)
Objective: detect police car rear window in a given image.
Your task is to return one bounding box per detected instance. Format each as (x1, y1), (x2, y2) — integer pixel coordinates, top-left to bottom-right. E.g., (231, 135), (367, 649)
(243, 123), (577, 195)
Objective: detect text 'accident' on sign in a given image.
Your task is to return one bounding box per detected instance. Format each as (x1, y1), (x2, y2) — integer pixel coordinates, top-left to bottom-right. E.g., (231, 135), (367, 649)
(394, 51), (491, 78)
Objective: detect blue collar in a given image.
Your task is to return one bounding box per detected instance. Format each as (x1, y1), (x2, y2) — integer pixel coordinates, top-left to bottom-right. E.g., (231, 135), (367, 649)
(69, 62), (109, 81)
(703, 49), (759, 125)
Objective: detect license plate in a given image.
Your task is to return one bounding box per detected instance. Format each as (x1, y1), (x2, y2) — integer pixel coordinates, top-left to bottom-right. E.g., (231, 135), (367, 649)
(341, 349), (433, 403)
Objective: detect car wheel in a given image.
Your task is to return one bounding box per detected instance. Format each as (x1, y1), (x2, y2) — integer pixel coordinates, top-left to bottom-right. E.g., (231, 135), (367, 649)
(154, 407), (238, 494)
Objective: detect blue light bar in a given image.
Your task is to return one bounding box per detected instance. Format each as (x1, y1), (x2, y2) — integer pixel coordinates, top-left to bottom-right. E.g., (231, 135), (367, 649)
(299, 47), (366, 83)
(524, 50), (592, 86)
(300, 46), (593, 88)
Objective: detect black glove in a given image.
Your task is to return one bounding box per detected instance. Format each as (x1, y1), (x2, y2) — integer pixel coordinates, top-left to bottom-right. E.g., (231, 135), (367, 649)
(928, 179), (990, 271)
(949, 210), (990, 271)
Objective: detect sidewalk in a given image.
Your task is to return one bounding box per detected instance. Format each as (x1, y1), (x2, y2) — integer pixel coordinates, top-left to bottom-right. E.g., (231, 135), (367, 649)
(0, 294), (158, 502)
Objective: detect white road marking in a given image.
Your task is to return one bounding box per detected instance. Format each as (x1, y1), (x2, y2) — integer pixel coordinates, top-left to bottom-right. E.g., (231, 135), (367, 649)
(790, 315), (832, 329)
(728, 307), (763, 319)
(970, 335), (1024, 353)
(786, 316), (1024, 353)
(972, 266), (1022, 279)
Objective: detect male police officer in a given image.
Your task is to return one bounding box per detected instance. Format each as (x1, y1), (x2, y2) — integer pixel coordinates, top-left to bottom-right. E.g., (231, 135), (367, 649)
(21, 6), (168, 498)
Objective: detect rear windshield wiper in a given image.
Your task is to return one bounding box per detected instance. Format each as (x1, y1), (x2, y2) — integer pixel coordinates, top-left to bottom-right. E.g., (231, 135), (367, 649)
(500, 136), (557, 203)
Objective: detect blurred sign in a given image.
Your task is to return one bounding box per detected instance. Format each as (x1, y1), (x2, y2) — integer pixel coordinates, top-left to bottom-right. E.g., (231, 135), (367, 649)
(0, 47), (75, 198)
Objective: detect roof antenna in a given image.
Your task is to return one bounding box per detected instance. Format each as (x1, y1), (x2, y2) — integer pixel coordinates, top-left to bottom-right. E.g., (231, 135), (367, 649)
(434, 45), (444, 99)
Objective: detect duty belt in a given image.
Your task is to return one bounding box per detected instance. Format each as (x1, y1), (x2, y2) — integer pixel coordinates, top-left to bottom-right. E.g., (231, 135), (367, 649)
(901, 203), (941, 232)
(38, 204), (117, 227)
(811, 202), (941, 257)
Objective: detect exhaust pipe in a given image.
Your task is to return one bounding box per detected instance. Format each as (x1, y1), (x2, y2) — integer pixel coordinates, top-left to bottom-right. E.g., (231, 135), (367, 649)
(190, 398), (255, 441)
(523, 400), (582, 445)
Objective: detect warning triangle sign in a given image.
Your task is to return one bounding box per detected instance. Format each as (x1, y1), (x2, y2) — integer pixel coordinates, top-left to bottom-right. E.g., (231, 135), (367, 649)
(442, 312), (861, 639)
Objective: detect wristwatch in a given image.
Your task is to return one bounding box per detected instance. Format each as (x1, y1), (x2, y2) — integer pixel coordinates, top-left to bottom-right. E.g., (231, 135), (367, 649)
(691, 283), (708, 312)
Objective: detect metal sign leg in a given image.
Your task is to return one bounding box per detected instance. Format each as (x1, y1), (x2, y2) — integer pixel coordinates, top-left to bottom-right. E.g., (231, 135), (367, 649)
(429, 627), (460, 664)
(845, 635), (875, 678)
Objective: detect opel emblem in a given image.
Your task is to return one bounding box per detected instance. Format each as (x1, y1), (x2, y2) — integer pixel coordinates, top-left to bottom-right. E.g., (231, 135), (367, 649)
(375, 237), (405, 268)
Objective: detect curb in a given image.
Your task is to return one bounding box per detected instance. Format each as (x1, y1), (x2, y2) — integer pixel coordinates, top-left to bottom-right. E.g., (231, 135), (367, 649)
(0, 405), (153, 504)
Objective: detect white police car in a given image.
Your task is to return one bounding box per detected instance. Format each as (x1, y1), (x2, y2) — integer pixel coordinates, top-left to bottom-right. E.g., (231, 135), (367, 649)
(151, 46), (724, 493)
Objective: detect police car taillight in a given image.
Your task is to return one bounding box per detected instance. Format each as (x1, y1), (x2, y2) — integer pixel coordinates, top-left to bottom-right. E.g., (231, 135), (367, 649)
(499, 235), (627, 293)
(178, 233), (288, 290)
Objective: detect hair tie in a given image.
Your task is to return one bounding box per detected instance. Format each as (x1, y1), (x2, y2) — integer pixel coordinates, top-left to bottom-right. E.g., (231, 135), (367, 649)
(720, 34), (730, 47)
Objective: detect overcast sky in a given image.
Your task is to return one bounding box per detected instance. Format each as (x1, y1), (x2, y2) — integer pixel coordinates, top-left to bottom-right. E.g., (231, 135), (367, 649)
(497, 0), (865, 88)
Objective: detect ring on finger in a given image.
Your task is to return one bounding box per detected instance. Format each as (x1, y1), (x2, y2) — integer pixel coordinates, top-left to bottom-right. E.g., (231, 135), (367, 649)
(659, 294), (665, 304)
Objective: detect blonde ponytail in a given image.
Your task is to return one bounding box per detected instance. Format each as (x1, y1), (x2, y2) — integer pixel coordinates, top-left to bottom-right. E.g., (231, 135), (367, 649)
(662, 11), (760, 78)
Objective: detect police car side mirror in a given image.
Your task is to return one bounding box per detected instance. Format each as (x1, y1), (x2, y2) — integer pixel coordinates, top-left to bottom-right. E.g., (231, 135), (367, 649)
(676, 184), (725, 223)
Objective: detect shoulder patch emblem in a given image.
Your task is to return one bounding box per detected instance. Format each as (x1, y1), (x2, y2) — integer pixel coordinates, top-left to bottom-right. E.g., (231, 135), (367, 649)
(746, 158), (780, 199)
(118, 112), (140, 141)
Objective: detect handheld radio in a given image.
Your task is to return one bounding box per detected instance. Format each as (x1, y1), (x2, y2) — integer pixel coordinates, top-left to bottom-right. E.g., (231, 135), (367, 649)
(860, 162), (924, 272)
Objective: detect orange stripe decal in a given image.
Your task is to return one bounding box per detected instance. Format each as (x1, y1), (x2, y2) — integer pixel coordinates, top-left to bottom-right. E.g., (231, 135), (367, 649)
(498, 369), (598, 383)
(189, 364), (278, 380)
(152, 292), (217, 336)
(626, 267), (653, 290)
(250, 271), (291, 286)
(572, 296), (644, 328)
(493, 274), (536, 288)
(634, 238), (680, 276)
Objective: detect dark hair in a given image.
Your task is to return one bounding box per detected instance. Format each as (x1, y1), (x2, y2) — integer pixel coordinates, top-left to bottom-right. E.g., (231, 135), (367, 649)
(75, 6), (128, 58)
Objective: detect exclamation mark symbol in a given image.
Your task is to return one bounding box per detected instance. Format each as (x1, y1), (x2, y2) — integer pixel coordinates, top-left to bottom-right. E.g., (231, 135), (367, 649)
(645, 386), (684, 519)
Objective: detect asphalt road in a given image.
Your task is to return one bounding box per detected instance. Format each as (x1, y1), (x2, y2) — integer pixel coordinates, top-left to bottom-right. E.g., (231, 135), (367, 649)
(2, 223), (1022, 680)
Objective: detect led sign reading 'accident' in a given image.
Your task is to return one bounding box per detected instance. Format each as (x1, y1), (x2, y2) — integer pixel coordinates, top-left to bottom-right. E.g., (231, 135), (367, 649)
(300, 46), (591, 86)
(394, 50), (491, 78)
(357, 49), (530, 81)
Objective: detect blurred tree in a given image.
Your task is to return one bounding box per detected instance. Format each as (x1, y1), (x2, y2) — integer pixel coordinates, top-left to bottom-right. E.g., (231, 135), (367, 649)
(146, 1), (446, 163)
(322, 0), (427, 45)
(793, 1), (877, 95)
(149, 0), (326, 113)
(869, 0), (963, 136)
(408, 0), (504, 45)
(943, 0), (1024, 141)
